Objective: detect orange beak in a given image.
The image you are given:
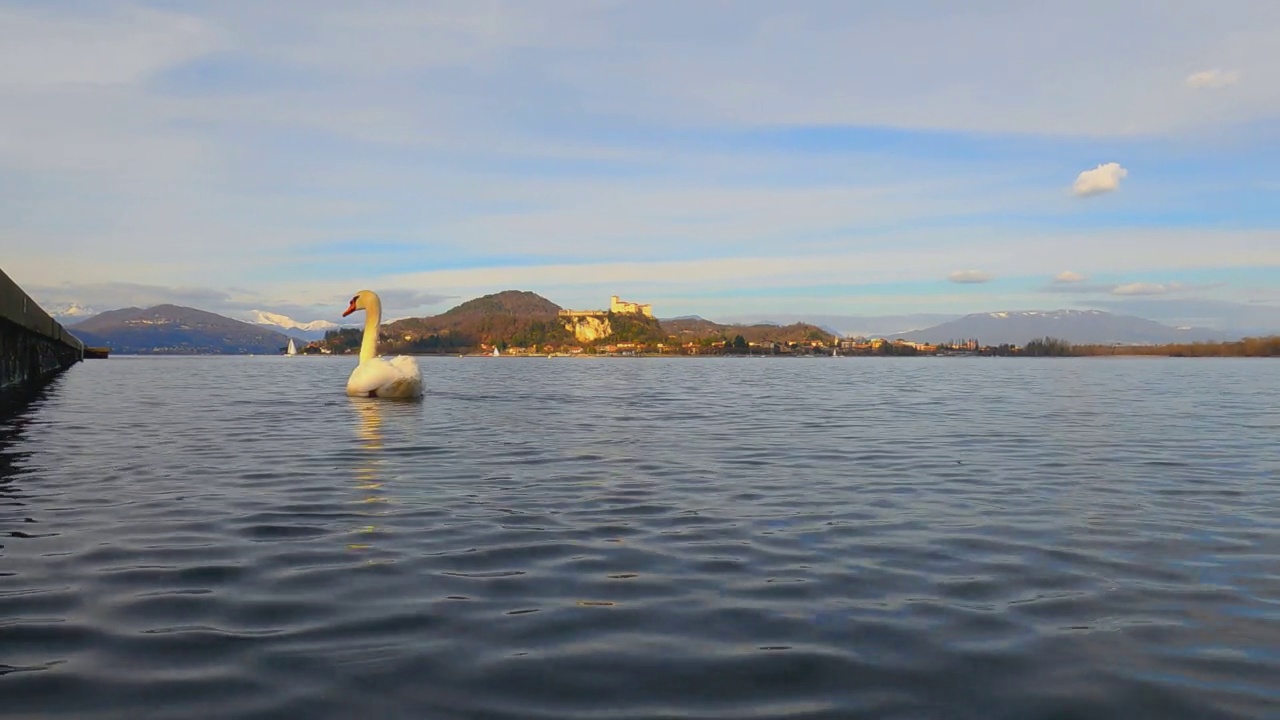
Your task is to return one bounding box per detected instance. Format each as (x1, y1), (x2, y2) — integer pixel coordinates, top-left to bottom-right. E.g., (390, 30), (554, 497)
(342, 300), (358, 317)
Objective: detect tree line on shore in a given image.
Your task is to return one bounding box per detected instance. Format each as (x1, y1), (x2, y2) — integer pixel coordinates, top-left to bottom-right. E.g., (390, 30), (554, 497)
(1071, 336), (1280, 357)
(995, 336), (1280, 357)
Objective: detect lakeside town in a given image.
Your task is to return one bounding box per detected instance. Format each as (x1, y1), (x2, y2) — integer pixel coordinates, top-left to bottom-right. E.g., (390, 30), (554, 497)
(302, 335), (972, 358)
(294, 291), (994, 358)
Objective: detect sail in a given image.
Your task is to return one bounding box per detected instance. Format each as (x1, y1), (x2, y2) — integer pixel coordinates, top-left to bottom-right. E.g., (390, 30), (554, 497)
(286, 338), (298, 355)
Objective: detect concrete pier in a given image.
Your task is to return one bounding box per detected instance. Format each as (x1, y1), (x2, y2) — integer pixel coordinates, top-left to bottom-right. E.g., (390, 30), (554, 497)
(1, 267), (84, 390)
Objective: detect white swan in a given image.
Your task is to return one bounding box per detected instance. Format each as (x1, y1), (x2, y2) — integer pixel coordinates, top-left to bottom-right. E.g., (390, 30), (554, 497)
(341, 289), (423, 398)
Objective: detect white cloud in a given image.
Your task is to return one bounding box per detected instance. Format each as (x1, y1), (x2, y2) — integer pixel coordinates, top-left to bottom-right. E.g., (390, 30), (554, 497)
(18, 226), (1280, 321)
(1186, 69), (1241, 89)
(27, 281), (245, 312)
(947, 270), (994, 284)
(1073, 162), (1128, 197)
(14, 226), (1279, 319)
(0, 6), (222, 87)
(25, 280), (452, 324)
(1054, 270), (1087, 283)
(1112, 282), (1187, 296)
(3, 3), (1280, 322)
(540, 3), (1280, 137)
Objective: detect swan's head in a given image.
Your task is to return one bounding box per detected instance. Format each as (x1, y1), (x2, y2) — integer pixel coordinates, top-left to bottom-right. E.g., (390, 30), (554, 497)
(342, 290), (377, 317)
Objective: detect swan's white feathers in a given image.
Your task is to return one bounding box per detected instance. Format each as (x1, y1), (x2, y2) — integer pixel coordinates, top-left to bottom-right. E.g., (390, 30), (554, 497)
(346, 356), (423, 398)
(388, 354), (418, 374)
(343, 289), (424, 399)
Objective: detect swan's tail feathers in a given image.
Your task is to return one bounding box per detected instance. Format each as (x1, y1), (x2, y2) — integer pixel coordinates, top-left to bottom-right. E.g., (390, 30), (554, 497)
(386, 355), (424, 398)
(389, 355), (420, 373)
(381, 375), (424, 398)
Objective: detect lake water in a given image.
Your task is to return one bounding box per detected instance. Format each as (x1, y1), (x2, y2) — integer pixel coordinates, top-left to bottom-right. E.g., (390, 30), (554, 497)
(2, 355), (1279, 719)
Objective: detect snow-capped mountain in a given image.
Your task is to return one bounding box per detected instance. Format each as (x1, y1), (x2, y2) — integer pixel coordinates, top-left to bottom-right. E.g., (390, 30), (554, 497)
(890, 309), (1228, 346)
(248, 310), (342, 341)
(47, 303), (100, 321)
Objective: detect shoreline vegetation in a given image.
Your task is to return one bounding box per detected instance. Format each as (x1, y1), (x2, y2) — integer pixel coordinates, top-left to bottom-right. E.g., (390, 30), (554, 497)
(1069, 336), (1280, 358)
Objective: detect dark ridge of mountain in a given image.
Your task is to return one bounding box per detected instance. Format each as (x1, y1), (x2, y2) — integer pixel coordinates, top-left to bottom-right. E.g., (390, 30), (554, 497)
(663, 317), (834, 344)
(890, 309), (1230, 346)
(437, 290), (562, 319)
(355, 290), (574, 353)
(660, 317), (724, 335)
(68, 304), (302, 354)
(714, 312), (961, 338)
(66, 328), (112, 348)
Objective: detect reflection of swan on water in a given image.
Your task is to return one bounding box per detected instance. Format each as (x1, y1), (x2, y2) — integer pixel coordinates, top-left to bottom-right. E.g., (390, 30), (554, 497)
(353, 399), (386, 490)
(347, 398), (393, 556)
(342, 290), (424, 399)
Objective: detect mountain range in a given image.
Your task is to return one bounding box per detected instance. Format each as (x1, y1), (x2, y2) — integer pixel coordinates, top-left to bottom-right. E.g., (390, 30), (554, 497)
(248, 310), (343, 341)
(69, 305), (303, 354)
(659, 316), (831, 345)
(888, 309), (1228, 346)
(59, 290), (1268, 355)
(708, 312), (960, 338)
(53, 303), (347, 344)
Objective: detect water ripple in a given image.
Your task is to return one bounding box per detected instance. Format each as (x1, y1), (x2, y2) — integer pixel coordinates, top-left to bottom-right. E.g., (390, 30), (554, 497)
(1, 356), (1279, 718)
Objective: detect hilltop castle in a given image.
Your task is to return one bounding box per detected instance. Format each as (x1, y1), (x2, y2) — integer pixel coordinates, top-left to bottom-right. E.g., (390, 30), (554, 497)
(558, 294), (654, 319)
(609, 295), (653, 318)
(558, 294), (655, 342)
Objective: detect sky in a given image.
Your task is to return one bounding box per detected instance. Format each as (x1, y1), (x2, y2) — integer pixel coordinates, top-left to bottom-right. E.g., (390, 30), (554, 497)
(3, 0), (1279, 332)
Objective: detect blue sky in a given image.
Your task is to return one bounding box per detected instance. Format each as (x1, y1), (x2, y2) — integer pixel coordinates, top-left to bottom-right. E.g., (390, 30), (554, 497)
(3, 1), (1278, 332)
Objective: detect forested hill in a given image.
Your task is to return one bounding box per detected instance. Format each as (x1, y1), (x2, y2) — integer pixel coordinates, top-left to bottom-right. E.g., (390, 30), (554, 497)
(69, 304), (299, 354)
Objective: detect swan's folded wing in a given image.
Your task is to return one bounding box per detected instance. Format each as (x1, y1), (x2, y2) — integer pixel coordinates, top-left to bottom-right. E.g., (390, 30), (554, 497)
(347, 358), (395, 395)
(347, 356), (423, 397)
(389, 355), (420, 375)
(386, 355), (424, 397)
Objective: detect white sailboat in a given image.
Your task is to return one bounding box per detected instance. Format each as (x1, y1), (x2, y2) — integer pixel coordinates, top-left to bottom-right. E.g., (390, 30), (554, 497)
(286, 338), (298, 356)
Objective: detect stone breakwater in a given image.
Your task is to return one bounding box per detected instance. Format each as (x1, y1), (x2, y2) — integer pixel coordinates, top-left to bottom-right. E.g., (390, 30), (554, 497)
(1, 267), (84, 391)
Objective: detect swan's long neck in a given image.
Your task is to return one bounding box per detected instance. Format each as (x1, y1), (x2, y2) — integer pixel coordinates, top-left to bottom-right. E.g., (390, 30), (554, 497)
(359, 296), (382, 363)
